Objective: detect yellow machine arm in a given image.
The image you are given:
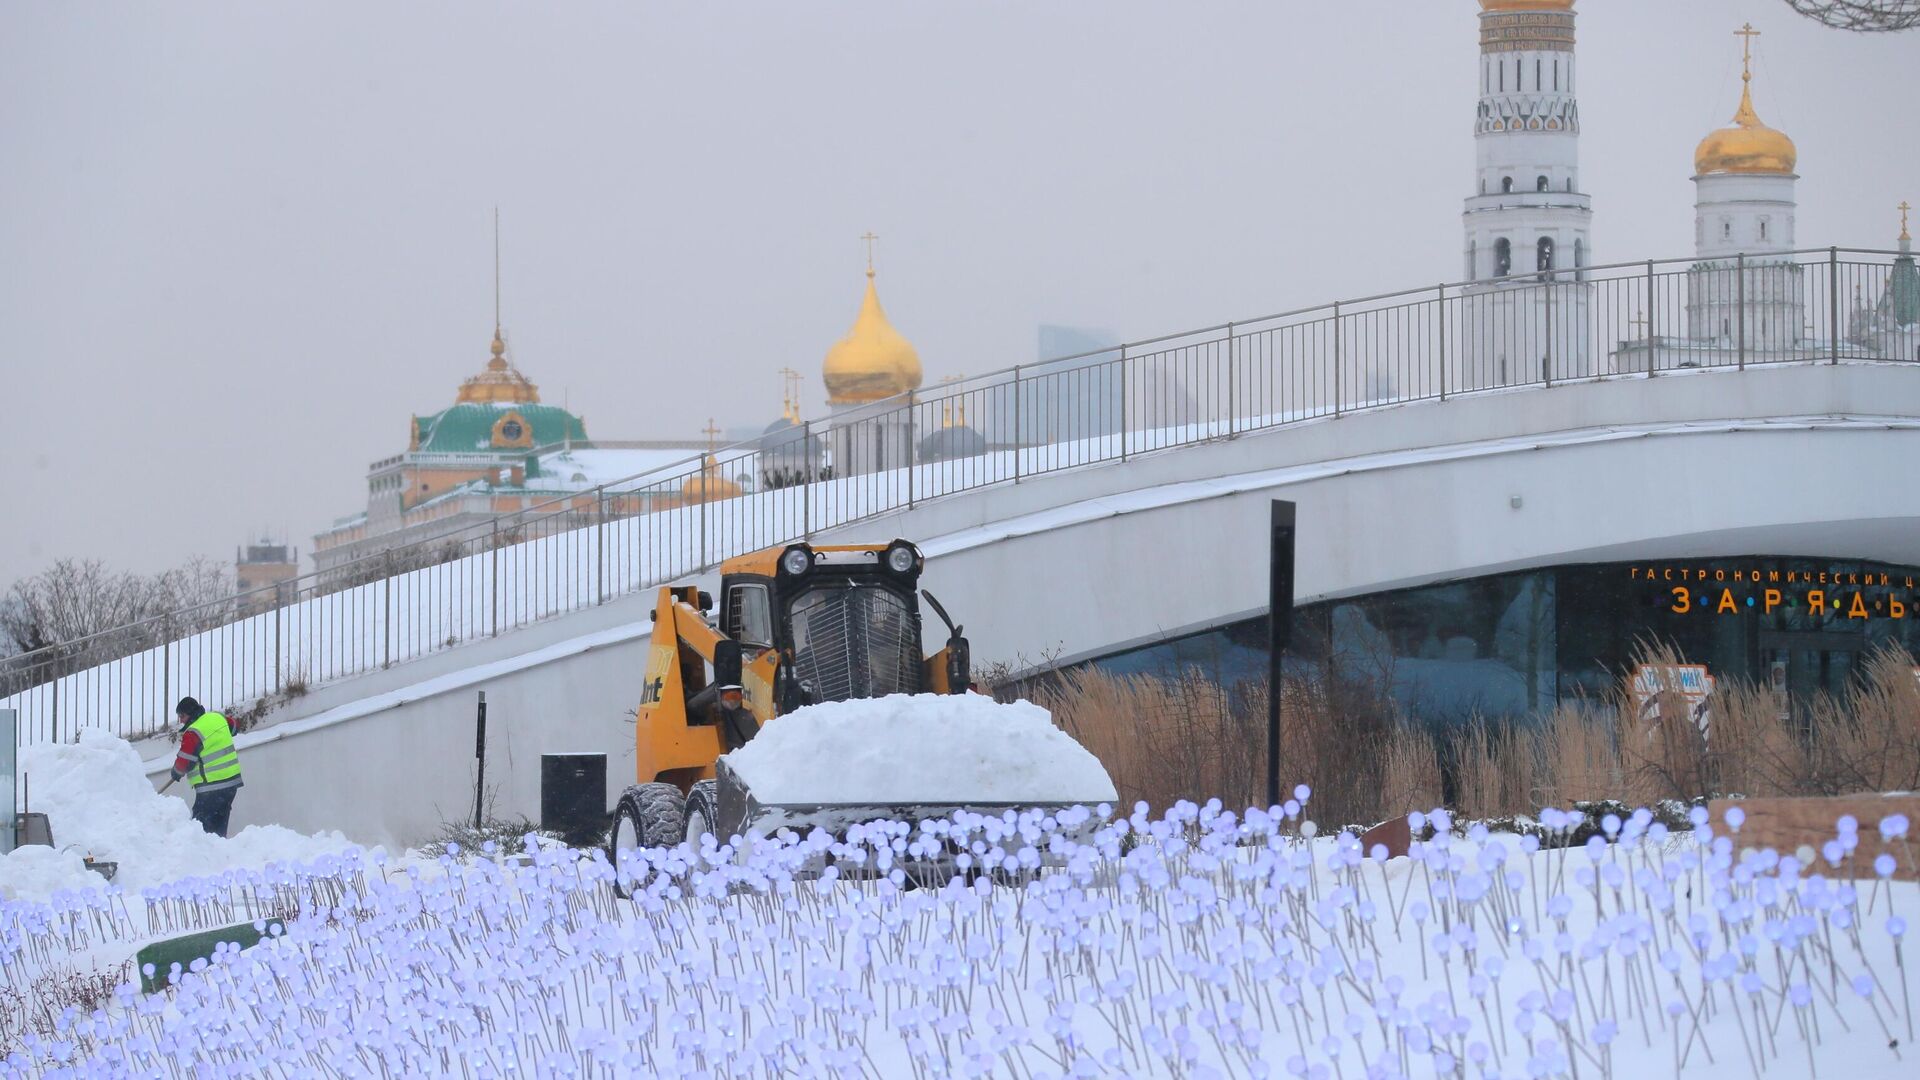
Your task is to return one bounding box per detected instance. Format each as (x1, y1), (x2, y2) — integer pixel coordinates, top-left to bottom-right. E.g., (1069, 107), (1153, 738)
(632, 586), (779, 791)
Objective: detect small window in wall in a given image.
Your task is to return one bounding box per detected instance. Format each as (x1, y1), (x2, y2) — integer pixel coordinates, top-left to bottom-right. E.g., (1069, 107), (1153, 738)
(1536, 175), (1549, 192)
(1723, 220), (1733, 240)
(1566, 178), (1573, 192)
(1468, 241), (1478, 281)
(1536, 59), (1542, 91)
(1554, 59), (1560, 91)
(1494, 238), (1512, 277)
(1480, 178), (1487, 194)
(1499, 63), (1505, 92)
(1759, 218), (1769, 241)
(1502, 176), (1514, 194)
(1574, 239), (1585, 281)
(1537, 236), (1555, 279)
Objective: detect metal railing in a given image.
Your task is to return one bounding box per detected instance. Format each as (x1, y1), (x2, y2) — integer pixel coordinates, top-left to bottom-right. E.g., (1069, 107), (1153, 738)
(4, 245), (1916, 745)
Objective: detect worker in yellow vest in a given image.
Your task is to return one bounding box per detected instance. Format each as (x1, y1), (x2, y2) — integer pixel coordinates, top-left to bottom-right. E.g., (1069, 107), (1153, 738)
(162, 696), (244, 837)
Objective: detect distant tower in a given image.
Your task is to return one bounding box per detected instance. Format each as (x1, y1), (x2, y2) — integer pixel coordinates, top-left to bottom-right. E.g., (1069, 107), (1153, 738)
(1848, 203), (1920, 362)
(1458, 0), (1593, 388)
(235, 537), (298, 611)
(822, 234), (922, 476)
(1687, 24), (1805, 356)
(758, 368), (822, 490)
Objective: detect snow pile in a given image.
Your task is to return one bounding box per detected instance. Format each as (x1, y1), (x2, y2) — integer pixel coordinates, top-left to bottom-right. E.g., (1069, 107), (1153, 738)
(724, 693), (1117, 806)
(0, 728), (354, 900)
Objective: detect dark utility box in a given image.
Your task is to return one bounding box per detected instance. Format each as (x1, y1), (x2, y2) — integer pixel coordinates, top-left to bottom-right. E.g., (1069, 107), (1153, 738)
(541, 753), (608, 846)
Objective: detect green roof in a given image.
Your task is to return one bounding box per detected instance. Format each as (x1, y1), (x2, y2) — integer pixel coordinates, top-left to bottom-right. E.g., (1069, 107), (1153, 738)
(414, 402), (589, 454)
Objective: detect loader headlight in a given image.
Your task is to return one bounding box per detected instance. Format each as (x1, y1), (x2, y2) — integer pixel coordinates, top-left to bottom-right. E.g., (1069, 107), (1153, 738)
(780, 545), (813, 577)
(885, 543), (919, 575)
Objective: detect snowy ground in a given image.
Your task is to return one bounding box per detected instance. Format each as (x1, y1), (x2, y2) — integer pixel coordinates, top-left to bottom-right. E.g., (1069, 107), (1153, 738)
(0, 731), (357, 901)
(4, 735), (1916, 1076)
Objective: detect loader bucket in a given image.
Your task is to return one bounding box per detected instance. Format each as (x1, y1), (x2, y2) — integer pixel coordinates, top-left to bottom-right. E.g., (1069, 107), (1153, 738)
(712, 758), (1112, 843)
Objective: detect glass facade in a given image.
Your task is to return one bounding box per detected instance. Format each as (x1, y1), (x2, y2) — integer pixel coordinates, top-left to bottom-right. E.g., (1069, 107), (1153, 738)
(1076, 557), (1920, 728)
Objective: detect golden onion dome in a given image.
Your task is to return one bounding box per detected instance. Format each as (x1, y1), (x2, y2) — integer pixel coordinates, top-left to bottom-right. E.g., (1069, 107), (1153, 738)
(1695, 71), (1796, 176)
(823, 269), (922, 405)
(680, 455), (743, 503)
(1479, 0), (1574, 10)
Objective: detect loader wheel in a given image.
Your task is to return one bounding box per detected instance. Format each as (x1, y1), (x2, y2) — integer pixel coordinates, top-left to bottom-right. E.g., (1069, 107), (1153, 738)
(608, 783), (686, 898)
(684, 780), (721, 851)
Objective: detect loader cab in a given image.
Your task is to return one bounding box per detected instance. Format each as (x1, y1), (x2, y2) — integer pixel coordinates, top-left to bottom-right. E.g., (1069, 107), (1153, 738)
(716, 540), (961, 709)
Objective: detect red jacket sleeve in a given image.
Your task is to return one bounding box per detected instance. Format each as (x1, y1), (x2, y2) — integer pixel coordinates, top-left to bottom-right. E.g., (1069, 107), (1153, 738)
(171, 728), (203, 781)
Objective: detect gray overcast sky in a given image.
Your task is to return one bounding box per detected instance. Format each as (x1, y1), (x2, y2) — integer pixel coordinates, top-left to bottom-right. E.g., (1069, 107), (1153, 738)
(2, 1), (1914, 579)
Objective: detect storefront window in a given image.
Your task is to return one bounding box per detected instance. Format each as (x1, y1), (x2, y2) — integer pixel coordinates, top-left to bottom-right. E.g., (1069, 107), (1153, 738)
(1063, 557), (1920, 730)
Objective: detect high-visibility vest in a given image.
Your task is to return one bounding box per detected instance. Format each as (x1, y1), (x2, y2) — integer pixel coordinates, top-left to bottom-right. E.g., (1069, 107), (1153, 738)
(185, 712), (241, 787)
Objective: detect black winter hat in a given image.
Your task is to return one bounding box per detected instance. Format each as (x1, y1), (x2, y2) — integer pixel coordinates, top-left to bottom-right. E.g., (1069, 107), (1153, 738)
(175, 696), (205, 721)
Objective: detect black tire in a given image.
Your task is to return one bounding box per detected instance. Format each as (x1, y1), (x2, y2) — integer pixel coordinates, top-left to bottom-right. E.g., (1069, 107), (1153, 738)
(608, 782), (686, 898)
(684, 780), (721, 850)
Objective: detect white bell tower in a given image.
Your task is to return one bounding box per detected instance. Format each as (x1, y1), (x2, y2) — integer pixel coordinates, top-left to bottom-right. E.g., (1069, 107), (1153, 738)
(1458, 0), (1593, 389)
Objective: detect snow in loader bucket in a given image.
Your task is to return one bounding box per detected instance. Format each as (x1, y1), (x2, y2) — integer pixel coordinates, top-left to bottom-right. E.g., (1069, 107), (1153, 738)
(711, 693), (1118, 842)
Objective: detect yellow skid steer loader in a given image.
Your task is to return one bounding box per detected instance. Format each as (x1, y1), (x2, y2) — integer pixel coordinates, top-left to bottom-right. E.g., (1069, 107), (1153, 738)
(608, 540), (980, 881)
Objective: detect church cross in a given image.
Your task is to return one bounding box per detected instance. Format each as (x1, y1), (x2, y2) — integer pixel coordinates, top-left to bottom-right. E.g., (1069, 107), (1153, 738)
(1735, 23), (1760, 81)
(777, 366), (803, 419)
(703, 418), (721, 453)
(1901, 201), (1912, 242)
(860, 231), (879, 273)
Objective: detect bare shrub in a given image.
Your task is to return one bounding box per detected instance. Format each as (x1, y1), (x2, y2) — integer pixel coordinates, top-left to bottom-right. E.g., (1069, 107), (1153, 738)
(1823, 643), (1920, 794)
(1705, 679), (1805, 797)
(0, 556), (240, 696)
(1538, 703), (1622, 805)
(1038, 668), (1262, 816)
(1376, 723), (1443, 822)
(1036, 658), (1407, 828)
(1448, 719), (1543, 821)
(0, 961), (132, 1058)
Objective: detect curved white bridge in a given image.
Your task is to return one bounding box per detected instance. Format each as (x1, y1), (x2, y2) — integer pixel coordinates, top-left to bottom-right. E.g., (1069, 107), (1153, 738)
(93, 359), (1910, 848)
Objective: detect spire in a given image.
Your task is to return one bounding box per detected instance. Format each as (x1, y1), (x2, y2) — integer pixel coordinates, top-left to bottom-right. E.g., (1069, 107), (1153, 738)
(490, 207), (506, 372)
(455, 209), (541, 405)
(939, 374), (966, 428)
(860, 231), (879, 279)
(778, 367), (803, 422)
(1732, 23), (1761, 126)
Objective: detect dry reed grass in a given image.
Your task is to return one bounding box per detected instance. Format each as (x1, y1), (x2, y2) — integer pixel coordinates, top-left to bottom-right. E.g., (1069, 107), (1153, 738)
(1024, 641), (1920, 827)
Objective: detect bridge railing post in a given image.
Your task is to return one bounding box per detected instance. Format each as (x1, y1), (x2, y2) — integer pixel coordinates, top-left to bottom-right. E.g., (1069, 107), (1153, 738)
(1013, 365), (1024, 479)
(1829, 247), (1841, 365)
(1332, 301), (1342, 418)
(1542, 278), (1554, 388)
(801, 420), (813, 538)
(1645, 260), (1657, 377)
(1437, 284), (1447, 402)
(1225, 323), (1236, 437)
(1736, 253), (1747, 370)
